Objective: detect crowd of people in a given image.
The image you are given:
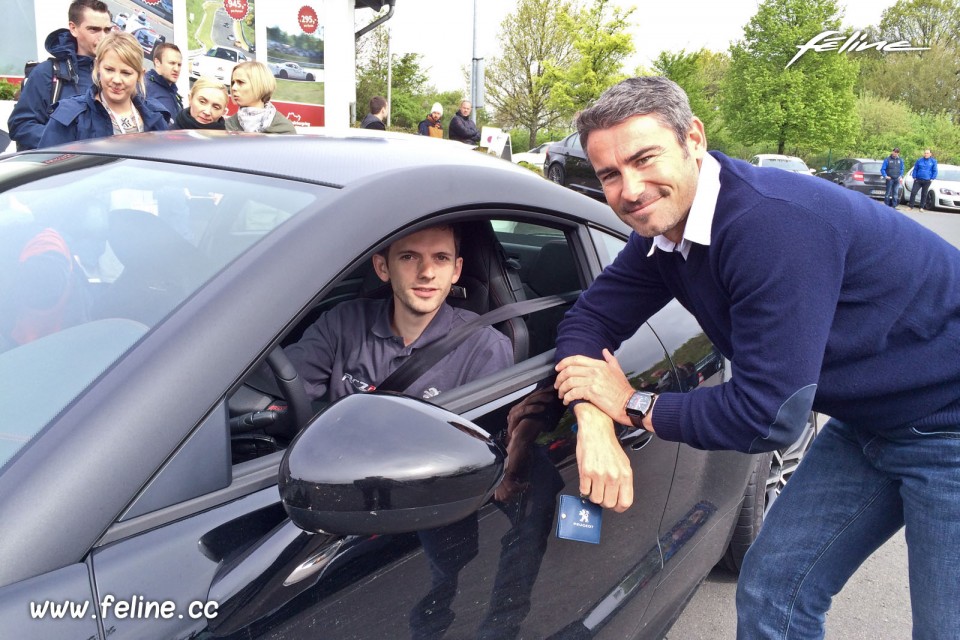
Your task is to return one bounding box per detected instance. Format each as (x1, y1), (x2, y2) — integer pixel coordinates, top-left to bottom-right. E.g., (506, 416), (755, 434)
(5, 0), (296, 152)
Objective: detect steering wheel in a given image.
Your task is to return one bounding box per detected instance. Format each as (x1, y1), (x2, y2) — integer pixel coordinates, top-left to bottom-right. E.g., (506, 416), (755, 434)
(231, 346), (313, 443)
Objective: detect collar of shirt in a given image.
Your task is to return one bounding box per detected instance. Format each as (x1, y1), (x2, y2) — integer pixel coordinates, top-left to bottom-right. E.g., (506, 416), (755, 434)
(647, 152), (721, 260)
(371, 298), (455, 351)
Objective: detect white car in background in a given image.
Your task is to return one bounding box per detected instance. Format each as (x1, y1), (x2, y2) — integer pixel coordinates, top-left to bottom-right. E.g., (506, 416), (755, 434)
(189, 46), (251, 86)
(749, 154), (816, 175)
(902, 163), (960, 212)
(511, 142), (550, 171)
(269, 61), (316, 82)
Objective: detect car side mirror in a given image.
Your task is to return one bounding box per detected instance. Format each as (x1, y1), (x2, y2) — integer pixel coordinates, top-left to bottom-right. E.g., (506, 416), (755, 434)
(279, 392), (505, 536)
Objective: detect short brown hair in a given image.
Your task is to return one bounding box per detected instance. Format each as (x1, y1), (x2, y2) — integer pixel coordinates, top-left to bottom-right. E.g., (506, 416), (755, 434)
(152, 42), (181, 65)
(369, 96), (387, 115)
(377, 224), (462, 259)
(69, 0), (109, 25)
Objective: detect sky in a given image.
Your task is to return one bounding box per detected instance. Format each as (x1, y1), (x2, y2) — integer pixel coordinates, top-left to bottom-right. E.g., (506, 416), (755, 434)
(380, 0), (899, 95)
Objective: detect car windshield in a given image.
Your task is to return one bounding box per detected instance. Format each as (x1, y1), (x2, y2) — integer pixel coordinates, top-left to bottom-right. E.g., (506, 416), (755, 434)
(939, 168), (960, 182)
(765, 157), (808, 171)
(0, 154), (321, 468)
(861, 162), (882, 173)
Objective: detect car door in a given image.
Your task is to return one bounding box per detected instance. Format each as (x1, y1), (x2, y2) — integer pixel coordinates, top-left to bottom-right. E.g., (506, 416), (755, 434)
(86, 213), (680, 640)
(565, 134), (604, 200)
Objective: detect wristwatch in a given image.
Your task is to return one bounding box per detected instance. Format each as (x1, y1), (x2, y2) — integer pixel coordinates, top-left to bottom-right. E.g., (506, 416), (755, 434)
(625, 391), (656, 428)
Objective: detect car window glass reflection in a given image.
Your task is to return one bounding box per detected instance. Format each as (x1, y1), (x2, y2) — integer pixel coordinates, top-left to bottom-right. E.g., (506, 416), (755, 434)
(0, 156), (319, 467)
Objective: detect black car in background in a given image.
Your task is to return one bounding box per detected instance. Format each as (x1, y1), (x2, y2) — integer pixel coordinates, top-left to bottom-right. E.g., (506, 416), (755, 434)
(0, 132), (818, 639)
(816, 157), (886, 200)
(544, 132), (605, 201)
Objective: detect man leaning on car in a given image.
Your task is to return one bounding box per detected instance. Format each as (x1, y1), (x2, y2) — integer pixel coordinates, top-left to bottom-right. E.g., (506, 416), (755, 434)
(553, 76), (960, 639)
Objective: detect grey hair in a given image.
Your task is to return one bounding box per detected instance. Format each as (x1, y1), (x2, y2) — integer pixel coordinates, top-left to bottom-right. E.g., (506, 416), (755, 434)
(576, 77), (695, 153)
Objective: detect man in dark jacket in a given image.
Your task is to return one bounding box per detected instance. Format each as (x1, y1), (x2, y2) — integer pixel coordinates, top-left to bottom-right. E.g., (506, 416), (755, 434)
(449, 100), (480, 145)
(907, 149), (939, 210)
(146, 42), (183, 123)
(7, 0), (112, 151)
(880, 147), (904, 208)
(361, 96), (387, 130)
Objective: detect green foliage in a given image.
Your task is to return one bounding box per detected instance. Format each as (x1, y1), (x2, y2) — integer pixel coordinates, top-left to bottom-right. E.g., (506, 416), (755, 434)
(485, 0), (579, 148)
(355, 24), (433, 131)
(543, 0), (635, 120)
(652, 49), (734, 152)
(722, 0), (858, 155)
(851, 93), (916, 158)
(0, 79), (18, 101)
(879, 0), (960, 48)
(857, 45), (960, 123)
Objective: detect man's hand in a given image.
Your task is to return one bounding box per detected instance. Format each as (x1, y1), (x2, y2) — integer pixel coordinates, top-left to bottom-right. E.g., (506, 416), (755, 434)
(573, 403), (634, 511)
(555, 348), (634, 425)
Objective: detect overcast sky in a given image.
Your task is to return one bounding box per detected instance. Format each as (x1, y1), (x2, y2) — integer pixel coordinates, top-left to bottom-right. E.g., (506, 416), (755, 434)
(380, 0), (898, 95)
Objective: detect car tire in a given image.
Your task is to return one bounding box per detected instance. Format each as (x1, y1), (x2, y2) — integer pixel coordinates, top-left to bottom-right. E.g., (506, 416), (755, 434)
(279, 70), (288, 79)
(925, 191), (937, 211)
(547, 163), (565, 185)
(306, 74), (314, 82)
(721, 412), (821, 573)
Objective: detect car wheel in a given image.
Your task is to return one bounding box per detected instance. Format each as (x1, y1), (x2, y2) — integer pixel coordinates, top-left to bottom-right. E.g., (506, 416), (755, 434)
(279, 70), (288, 79)
(306, 74), (314, 82)
(547, 163), (565, 185)
(925, 191), (937, 211)
(721, 411), (821, 572)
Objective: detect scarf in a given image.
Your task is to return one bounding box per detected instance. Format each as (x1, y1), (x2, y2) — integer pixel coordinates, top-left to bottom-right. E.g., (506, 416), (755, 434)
(236, 102), (278, 133)
(174, 108), (226, 130)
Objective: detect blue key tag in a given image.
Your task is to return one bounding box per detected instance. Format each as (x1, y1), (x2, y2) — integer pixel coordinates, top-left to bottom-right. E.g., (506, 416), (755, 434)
(556, 494), (602, 544)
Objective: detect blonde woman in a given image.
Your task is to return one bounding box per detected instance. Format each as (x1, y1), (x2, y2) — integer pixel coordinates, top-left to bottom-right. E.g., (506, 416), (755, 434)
(225, 61), (296, 134)
(38, 31), (169, 148)
(175, 77), (229, 130)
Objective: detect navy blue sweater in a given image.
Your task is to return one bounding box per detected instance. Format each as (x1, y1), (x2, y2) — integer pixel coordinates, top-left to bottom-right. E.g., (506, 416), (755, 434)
(556, 152), (960, 453)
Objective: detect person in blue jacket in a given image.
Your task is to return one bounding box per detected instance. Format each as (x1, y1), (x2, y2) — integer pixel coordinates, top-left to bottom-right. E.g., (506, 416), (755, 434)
(907, 148), (939, 210)
(145, 42), (183, 123)
(38, 31), (169, 149)
(879, 147), (904, 208)
(6, 0), (113, 151)
(553, 77), (960, 639)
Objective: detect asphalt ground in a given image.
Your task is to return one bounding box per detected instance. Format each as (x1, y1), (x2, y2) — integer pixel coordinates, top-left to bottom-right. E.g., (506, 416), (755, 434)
(666, 205), (959, 639)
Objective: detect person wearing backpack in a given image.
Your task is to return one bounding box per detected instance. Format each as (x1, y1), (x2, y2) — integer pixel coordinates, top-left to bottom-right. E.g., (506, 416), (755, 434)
(6, 0), (112, 151)
(38, 31), (170, 148)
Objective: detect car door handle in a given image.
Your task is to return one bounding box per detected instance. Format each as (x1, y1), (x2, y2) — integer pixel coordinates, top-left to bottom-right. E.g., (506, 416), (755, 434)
(619, 428), (653, 451)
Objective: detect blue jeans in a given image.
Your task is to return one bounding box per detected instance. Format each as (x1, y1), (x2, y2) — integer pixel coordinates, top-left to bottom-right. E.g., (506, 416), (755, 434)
(736, 418), (960, 639)
(884, 179), (901, 207)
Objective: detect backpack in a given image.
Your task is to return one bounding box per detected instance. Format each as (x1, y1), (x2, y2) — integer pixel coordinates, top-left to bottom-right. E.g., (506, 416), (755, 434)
(21, 57), (76, 111)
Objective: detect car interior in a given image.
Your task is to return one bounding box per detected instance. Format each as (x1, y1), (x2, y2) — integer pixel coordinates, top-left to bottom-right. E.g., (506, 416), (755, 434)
(228, 217), (585, 464)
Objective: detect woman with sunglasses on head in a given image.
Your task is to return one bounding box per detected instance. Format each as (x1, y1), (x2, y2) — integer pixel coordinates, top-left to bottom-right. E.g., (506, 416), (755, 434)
(225, 61), (296, 134)
(38, 31), (170, 148)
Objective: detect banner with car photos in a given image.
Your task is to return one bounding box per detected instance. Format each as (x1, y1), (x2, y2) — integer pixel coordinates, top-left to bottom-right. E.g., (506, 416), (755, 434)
(259, 0), (325, 127)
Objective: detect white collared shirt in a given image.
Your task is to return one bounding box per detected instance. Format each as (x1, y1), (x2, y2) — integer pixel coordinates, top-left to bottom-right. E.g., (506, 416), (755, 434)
(647, 153), (721, 260)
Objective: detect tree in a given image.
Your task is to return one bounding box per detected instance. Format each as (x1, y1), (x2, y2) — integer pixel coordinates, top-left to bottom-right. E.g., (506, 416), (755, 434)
(652, 49), (732, 151)
(485, 0), (579, 148)
(355, 25), (430, 130)
(879, 0), (960, 49)
(722, 0), (859, 155)
(858, 45), (960, 122)
(543, 0), (635, 121)
(852, 92), (916, 158)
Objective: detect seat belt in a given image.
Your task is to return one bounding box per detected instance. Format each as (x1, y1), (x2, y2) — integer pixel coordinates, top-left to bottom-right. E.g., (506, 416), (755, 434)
(377, 291), (580, 393)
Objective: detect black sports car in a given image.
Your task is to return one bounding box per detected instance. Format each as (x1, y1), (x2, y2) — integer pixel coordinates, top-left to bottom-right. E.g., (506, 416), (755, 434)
(0, 131), (817, 639)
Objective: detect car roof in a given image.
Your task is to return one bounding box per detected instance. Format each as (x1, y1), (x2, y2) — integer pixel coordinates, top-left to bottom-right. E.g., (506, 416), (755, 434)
(20, 130), (618, 227)
(754, 153), (802, 160)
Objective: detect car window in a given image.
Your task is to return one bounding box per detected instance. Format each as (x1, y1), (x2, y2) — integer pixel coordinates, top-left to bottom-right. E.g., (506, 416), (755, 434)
(861, 162), (882, 173)
(0, 154), (324, 469)
(570, 133), (583, 151)
(940, 168), (960, 181)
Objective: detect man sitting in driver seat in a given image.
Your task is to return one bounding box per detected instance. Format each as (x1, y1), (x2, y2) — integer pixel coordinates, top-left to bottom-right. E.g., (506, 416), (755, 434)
(286, 224), (513, 402)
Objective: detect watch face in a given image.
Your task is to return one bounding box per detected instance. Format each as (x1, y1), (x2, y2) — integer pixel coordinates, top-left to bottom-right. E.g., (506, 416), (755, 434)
(626, 391), (653, 416)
